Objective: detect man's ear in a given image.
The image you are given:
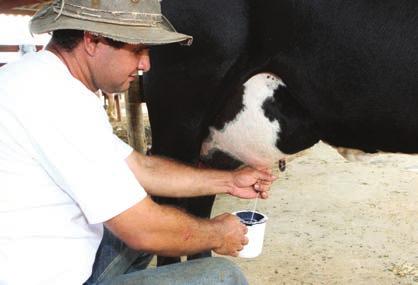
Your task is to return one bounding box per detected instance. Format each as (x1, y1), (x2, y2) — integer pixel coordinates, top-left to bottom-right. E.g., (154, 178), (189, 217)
(83, 32), (99, 56)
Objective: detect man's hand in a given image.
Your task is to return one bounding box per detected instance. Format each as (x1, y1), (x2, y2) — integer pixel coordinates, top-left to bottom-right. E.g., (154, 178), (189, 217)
(212, 213), (249, 257)
(229, 167), (276, 199)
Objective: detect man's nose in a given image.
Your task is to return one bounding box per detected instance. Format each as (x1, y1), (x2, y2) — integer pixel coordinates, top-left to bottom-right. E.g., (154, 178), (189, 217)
(137, 49), (151, 72)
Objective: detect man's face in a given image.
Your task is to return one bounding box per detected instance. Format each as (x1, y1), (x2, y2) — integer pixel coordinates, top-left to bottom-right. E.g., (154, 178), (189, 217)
(91, 39), (150, 93)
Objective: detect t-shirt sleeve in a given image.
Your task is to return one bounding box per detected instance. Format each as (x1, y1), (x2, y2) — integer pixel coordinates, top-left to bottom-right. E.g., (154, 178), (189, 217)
(21, 93), (146, 224)
(111, 133), (134, 160)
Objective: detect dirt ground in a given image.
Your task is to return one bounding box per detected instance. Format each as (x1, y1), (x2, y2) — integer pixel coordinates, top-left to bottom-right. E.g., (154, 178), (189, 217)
(212, 142), (418, 285)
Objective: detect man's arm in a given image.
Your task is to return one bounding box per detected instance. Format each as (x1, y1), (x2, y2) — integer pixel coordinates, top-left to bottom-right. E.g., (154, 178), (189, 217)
(105, 196), (248, 257)
(125, 150), (276, 199)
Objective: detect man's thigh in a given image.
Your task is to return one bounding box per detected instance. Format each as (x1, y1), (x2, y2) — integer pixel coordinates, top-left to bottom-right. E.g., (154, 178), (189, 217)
(98, 257), (248, 285)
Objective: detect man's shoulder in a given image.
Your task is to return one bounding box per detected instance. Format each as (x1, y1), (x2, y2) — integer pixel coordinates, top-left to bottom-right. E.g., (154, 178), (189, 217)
(1, 50), (86, 103)
(0, 51), (89, 124)
(0, 51), (66, 91)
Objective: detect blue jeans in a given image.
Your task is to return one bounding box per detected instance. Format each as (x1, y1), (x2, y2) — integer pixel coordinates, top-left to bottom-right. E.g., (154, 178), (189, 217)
(84, 229), (248, 285)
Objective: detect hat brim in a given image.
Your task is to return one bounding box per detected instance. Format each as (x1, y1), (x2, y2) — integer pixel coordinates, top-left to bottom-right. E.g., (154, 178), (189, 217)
(30, 7), (193, 46)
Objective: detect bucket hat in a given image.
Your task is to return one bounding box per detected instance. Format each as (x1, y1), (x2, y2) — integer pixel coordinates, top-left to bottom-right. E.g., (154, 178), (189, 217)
(30, 0), (192, 46)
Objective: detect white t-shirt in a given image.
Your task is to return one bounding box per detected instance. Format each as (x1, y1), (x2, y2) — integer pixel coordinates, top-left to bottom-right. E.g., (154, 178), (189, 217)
(0, 51), (147, 285)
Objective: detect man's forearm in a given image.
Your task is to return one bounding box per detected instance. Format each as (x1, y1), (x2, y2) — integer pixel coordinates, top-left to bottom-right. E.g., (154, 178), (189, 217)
(105, 197), (226, 257)
(126, 151), (234, 197)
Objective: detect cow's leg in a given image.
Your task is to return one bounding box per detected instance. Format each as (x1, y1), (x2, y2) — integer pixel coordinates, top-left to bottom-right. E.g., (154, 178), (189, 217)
(144, 0), (250, 266)
(151, 195), (216, 266)
(184, 195), (216, 261)
(152, 197), (184, 266)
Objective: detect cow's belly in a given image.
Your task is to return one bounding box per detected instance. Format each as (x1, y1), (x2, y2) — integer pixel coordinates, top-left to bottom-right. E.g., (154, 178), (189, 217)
(201, 73), (287, 168)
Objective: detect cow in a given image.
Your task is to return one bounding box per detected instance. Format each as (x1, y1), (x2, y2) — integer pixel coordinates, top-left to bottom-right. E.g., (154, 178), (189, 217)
(143, 0), (418, 265)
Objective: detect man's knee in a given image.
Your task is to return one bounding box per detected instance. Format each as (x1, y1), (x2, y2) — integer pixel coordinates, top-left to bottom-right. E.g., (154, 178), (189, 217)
(199, 257), (248, 285)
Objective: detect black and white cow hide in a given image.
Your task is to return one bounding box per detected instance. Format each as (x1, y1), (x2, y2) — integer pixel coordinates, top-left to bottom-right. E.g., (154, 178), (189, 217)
(144, 0), (418, 265)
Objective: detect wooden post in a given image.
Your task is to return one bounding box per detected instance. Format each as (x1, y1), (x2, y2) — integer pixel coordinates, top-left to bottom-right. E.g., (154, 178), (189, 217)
(115, 94), (121, 122)
(125, 74), (147, 154)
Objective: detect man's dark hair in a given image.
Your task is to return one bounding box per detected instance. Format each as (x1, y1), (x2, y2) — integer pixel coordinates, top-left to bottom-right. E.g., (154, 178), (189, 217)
(51, 29), (126, 51)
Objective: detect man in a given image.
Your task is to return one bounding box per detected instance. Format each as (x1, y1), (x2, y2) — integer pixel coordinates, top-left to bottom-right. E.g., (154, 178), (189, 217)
(0, 1), (276, 284)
